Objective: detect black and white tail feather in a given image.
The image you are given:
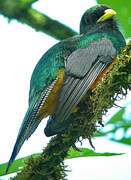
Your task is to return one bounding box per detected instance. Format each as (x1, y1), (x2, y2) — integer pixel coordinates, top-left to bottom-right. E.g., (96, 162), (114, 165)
(6, 79), (58, 173)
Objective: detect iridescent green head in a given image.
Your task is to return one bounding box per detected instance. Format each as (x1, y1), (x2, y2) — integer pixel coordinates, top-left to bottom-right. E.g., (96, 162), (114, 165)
(80, 5), (117, 34)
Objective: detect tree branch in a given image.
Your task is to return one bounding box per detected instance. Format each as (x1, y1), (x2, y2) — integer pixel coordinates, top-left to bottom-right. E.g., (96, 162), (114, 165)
(10, 42), (131, 180)
(0, 0), (77, 40)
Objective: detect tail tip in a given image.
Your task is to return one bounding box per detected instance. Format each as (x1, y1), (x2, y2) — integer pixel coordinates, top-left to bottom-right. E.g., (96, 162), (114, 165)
(5, 160), (12, 174)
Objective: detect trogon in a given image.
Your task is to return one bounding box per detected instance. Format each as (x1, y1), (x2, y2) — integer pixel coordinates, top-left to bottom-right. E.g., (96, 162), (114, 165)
(6, 4), (126, 172)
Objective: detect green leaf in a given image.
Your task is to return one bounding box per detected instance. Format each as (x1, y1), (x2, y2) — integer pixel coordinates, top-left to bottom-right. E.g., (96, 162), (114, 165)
(0, 153), (40, 176)
(97, 105), (131, 145)
(97, 0), (131, 39)
(106, 108), (125, 125)
(67, 147), (124, 159)
(0, 147), (124, 176)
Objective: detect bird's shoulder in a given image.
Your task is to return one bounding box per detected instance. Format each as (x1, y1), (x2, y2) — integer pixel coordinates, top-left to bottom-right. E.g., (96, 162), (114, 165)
(76, 30), (125, 52)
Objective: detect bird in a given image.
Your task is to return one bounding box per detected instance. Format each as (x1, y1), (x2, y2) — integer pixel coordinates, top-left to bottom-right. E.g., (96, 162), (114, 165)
(6, 4), (126, 172)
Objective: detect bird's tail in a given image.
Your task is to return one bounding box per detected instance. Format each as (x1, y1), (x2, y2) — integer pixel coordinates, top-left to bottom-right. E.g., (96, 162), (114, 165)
(6, 102), (41, 173)
(6, 80), (58, 173)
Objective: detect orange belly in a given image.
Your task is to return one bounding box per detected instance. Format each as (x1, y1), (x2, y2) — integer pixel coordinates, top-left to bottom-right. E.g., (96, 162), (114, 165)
(37, 69), (64, 120)
(80, 58), (117, 103)
(91, 58), (116, 89)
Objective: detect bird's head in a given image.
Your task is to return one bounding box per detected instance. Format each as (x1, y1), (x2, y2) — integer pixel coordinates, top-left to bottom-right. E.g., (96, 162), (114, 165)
(80, 5), (118, 34)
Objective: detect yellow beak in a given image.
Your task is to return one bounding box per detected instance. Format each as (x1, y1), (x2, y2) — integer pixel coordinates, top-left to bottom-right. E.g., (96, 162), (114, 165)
(97, 9), (116, 23)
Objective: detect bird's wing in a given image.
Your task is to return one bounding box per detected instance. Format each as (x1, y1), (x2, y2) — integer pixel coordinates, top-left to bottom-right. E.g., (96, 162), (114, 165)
(44, 38), (117, 136)
(6, 78), (58, 172)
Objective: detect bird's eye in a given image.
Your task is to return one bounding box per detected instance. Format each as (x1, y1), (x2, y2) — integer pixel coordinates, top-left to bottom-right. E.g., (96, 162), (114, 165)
(84, 13), (98, 24)
(84, 16), (89, 24)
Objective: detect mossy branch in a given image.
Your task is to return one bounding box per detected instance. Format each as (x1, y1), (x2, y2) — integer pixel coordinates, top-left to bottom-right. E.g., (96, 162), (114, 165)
(0, 0), (77, 40)
(1, 1), (130, 179)
(10, 42), (131, 179)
